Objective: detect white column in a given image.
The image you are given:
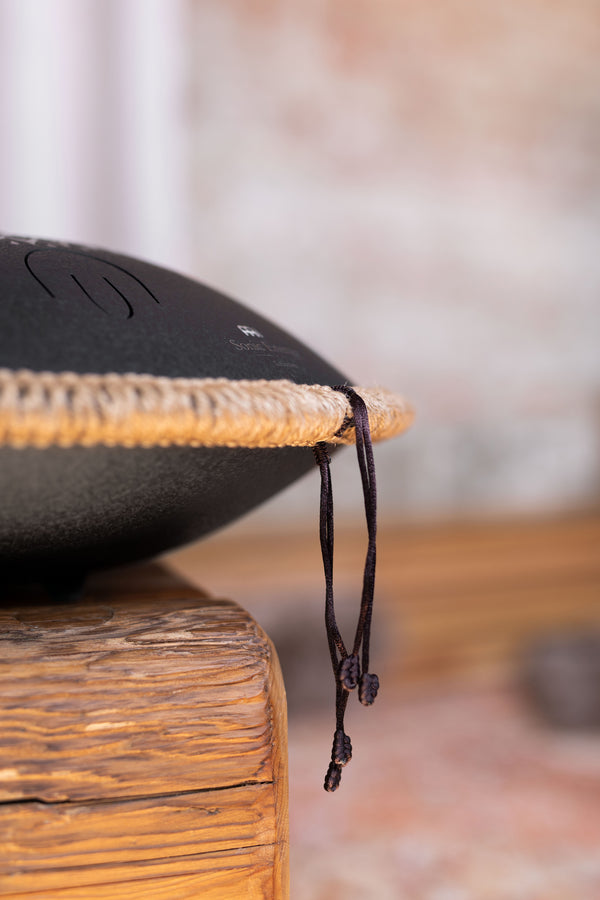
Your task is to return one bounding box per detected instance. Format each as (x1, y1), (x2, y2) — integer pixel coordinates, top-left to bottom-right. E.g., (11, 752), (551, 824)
(107, 0), (193, 272)
(0, 0), (104, 242)
(0, 0), (193, 273)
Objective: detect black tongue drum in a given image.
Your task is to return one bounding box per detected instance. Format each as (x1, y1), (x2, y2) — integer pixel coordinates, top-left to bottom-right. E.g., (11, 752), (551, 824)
(0, 235), (412, 794)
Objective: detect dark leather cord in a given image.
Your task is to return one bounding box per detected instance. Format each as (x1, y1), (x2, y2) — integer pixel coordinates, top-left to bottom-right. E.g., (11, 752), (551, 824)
(313, 386), (380, 792)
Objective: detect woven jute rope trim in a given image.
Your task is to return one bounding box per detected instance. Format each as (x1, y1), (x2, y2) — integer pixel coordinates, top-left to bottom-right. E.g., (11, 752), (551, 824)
(0, 368), (414, 449)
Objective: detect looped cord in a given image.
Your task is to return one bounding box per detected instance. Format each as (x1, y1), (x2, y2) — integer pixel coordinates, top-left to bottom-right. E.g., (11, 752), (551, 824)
(314, 385), (379, 792)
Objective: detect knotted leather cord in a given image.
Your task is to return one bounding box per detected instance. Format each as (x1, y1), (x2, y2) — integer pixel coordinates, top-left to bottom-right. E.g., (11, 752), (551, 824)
(314, 385), (380, 792)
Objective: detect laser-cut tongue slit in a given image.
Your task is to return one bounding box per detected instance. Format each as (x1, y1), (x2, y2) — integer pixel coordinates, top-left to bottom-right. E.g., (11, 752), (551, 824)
(313, 385), (379, 793)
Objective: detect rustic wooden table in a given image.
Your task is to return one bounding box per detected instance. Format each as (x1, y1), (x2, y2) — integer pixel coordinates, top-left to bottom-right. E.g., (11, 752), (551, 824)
(0, 564), (289, 899)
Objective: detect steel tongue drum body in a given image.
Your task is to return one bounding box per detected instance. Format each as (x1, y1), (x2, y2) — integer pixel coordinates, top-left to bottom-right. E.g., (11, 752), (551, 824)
(0, 233), (414, 792)
(0, 234), (412, 583)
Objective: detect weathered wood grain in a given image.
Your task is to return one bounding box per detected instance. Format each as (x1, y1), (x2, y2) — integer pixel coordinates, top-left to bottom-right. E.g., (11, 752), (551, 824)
(0, 847), (277, 899)
(0, 564), (289, 898)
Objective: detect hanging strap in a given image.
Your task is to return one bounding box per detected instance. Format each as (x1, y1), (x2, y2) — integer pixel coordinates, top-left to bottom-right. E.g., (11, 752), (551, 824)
(313, 385), (380, 792)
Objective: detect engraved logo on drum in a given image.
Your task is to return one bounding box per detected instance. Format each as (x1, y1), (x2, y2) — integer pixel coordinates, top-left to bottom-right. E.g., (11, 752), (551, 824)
(236, 324), (264, 338)
(229, 323), (302, 371)
(23, 247), (160, 319)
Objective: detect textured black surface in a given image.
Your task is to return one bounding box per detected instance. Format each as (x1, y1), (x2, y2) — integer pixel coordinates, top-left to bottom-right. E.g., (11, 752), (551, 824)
(0, 235), (344, 383)
(0, 235), (347, 579)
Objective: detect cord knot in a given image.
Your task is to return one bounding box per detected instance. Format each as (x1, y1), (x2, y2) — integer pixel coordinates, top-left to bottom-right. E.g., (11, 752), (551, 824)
(332, 728), (353, 766)
(358, 672), (380, 706)
(338, 654), (360, 690)
(324, 761), (343, 792)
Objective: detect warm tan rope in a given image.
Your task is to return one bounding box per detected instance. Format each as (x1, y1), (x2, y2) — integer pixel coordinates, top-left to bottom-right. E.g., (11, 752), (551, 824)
(0, 368), (413, 450)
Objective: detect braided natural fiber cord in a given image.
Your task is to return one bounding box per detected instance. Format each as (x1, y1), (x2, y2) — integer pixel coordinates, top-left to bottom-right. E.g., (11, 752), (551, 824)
(0, 368), (413, 450)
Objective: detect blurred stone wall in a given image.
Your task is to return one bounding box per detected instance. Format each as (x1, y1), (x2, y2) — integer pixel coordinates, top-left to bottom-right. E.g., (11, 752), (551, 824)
(0, 0), (598, 524)
(187, 0), (600, 521)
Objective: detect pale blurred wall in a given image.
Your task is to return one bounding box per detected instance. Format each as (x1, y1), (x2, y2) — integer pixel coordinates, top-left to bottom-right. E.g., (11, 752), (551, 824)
(1, 0), (599, 525)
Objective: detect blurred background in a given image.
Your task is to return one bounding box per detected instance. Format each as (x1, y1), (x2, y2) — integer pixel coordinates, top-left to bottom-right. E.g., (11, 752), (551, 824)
(1, 1), (599, 897)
